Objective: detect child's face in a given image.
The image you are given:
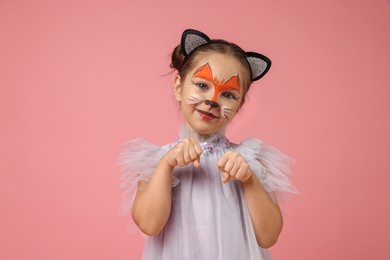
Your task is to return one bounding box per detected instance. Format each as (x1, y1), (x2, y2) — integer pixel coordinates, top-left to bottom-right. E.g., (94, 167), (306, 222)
(174, 52), (246, 135)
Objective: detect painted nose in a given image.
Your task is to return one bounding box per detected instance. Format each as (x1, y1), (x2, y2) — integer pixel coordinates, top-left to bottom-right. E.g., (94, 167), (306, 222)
(205, 100), (219, 109)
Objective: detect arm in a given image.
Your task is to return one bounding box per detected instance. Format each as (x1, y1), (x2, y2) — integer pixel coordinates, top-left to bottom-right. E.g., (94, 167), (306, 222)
(131, 156), (174, 236)
(131, 138), (202, 236)
(242, 174), (282, 248)
(218, 151), (282, 248)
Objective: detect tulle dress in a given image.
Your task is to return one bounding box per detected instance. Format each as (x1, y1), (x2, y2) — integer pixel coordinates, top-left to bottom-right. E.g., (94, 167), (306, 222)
(118, 125), (295, 260)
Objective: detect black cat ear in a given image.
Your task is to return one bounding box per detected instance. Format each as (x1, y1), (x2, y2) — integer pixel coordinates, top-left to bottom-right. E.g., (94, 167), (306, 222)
(245, 52), (272, 81)
(181, 29), (211, 56)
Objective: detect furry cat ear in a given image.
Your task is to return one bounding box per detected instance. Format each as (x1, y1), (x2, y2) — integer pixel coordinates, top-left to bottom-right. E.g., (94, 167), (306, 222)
(245, 52), (272, 81)
(181, 29), (211, 56)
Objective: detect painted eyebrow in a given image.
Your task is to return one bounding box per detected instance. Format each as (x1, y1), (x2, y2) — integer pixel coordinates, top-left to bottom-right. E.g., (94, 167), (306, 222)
(193, 63), (240, 89)
(193, 62), (240, 102)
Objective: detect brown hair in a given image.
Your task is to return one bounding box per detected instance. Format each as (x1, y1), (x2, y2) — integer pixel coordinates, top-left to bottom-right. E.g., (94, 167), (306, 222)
(170, 40), (253, 104)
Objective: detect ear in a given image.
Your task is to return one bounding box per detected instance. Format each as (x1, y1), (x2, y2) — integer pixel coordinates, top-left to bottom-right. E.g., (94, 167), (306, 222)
(181, 29), (211, 56)
(173, 75), (183, 101)
(245, 52), (272, 81)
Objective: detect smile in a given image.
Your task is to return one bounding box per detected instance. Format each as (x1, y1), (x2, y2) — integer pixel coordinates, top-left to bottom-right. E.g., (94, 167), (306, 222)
(196, 109), (219, 121)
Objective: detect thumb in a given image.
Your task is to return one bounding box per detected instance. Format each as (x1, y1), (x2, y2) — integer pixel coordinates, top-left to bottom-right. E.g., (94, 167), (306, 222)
(221, 171), (230, 183)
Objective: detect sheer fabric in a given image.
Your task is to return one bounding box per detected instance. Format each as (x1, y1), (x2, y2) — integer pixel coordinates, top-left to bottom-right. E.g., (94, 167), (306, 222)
(118, 126), (295, 259)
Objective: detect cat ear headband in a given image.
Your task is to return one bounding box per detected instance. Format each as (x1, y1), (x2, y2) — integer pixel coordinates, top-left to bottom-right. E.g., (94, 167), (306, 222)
(180, 29), (272, 81)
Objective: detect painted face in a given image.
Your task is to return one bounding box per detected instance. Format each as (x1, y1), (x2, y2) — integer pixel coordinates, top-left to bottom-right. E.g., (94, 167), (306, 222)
(193, 63), (240, 102)
(174, 53), (246, 135)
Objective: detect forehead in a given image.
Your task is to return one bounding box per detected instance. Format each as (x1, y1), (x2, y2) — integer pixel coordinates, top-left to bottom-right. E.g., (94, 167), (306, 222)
(190, 53), (245, 83)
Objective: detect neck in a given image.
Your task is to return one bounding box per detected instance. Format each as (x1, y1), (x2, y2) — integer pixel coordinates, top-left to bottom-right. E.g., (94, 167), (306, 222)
(175, 123), (231, 154)
(180, 123), (226, 142)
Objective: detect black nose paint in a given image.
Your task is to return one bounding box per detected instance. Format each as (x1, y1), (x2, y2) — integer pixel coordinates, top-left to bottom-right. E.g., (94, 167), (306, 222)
(205, 100), (219, 109)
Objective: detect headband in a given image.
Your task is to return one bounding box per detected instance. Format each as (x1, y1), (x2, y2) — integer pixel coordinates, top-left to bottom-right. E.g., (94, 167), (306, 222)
(180, 29), (272, 81)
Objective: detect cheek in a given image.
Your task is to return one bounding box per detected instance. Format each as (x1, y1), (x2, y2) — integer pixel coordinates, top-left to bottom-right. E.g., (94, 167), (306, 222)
(182, 87), (206, 107)
(220, 103), (239, 120)
(217, 95), (241, 110)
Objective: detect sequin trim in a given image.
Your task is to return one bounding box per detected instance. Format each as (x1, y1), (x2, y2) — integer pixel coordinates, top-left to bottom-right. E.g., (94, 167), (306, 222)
(171, 136), (231, 155)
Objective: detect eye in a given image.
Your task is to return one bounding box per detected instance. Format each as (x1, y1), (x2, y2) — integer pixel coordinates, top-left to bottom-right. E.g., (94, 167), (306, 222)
(222, 91), (238, 100)
(196, 82), (208, 90)
(191, 80), (209, 90)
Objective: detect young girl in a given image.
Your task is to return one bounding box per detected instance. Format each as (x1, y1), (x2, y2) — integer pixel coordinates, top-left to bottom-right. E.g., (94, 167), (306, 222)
(118, 29), (295, 260)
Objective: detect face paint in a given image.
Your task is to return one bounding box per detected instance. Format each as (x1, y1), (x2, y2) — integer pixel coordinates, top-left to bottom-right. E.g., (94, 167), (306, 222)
(220, 105), (235, 120)
(186, 93), (205, 107)
(193, 63), (240, 102)
(177, 53), (245, 135)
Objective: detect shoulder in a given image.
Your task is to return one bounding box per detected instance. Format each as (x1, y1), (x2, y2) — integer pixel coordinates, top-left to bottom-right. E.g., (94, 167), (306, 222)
(117, 138), (173, 176)
(232, 138), (271, 160)
(117, 138), (173, 161)
(233, 138), (289, 161)
(233, 138), (264, 151)
(117, 138), (172, 218)
(119, 138), (171, 153)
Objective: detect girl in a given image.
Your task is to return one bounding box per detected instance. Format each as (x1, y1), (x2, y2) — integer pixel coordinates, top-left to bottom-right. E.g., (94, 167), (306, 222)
(118, 29), (295, 260)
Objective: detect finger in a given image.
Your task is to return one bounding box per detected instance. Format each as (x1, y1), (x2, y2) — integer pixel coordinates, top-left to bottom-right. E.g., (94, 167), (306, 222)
(174, 148), (185, 166)
(193, 141), (203, 155)
(165, 154), (176, 167)
(179, 139), (190, 163)
(241, 172), (253, 183)
(218, 153), (230, 169)
(221, 171), (230, 183)
(224, 159), (235, 173)
(229, 162), (240, 178)
(183, 148), (191, 164)
(188, 145), (198, 161)
(235, 165), (247, 181)
(193, 157), (200, 168)
(167, 146), (180, 167)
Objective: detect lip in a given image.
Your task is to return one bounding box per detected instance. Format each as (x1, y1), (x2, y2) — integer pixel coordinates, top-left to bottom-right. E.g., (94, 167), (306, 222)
(196, 109), (219, 121)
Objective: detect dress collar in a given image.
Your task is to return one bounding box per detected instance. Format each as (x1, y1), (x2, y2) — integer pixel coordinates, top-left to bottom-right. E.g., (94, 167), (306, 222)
(173, 124), (231, 154)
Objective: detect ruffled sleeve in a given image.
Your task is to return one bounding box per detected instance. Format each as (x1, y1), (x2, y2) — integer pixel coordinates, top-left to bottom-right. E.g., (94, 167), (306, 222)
(235, 138), (297, 200)
(116, 138), (178, 217)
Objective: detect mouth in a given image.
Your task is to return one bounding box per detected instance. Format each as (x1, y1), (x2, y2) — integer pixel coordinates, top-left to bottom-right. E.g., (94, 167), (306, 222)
(196, 109), (219, 121)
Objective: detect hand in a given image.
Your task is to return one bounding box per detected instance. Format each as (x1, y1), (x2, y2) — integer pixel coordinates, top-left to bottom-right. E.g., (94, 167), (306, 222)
(164, 138), (203, 168)
(218, 151), (254, 184)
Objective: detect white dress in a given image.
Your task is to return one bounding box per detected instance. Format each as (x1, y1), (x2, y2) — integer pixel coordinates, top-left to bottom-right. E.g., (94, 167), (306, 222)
(118, 125), (295, 260)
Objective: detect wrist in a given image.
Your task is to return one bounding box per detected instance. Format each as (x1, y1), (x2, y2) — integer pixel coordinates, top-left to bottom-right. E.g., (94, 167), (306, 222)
(160, 155), (175, 171)
(241, 172), (256, 185)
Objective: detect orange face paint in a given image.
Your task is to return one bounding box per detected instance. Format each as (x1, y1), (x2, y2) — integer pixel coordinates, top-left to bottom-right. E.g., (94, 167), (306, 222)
(193, 63), (240, 102)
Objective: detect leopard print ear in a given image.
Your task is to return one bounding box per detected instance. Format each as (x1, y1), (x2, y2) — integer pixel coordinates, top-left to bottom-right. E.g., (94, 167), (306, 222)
(181, 29), (211, 56)
(245, 52), (272, 81)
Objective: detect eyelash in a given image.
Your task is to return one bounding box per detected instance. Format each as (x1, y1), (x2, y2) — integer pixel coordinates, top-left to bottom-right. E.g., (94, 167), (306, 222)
(191, 80), (239, 101)
(222, 92), (238, 100)
(191, 80), (209, 90)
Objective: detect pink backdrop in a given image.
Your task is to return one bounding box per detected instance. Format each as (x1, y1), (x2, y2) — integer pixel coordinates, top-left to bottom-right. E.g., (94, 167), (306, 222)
(1, 0), (390, 259)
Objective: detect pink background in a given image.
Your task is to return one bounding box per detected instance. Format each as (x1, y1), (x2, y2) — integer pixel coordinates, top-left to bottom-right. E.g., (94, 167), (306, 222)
(1, 0), (390, 259)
